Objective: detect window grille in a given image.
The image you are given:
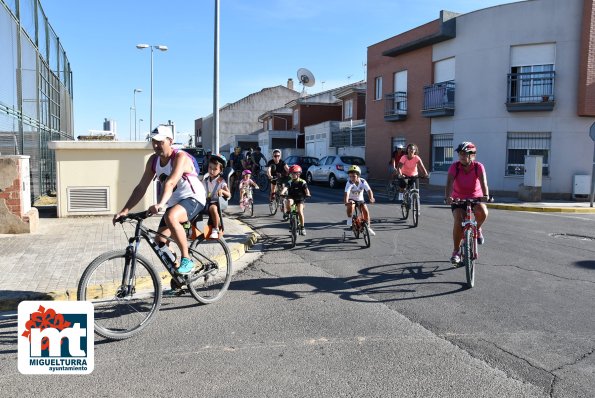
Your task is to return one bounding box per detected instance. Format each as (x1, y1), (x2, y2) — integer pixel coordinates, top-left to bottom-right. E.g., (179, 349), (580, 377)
(506, 132), (550, 176)
(431, 134), (453, 171)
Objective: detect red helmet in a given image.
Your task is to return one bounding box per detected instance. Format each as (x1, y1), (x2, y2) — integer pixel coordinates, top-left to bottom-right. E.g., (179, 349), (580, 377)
(289, 165), (302, 174)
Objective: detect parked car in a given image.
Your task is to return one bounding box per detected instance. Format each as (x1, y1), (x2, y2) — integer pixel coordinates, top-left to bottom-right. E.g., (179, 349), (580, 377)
(183, 147), (206, 173)
(306, 155), (368, 188)
(284, 155), (320, 179)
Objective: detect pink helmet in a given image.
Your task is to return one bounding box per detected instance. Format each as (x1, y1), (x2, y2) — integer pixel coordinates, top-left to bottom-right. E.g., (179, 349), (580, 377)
(242, 169), (252, 176)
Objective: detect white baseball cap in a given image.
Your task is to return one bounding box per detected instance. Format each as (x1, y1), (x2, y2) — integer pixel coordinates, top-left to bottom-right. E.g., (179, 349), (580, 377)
(150, 125), (173, 141)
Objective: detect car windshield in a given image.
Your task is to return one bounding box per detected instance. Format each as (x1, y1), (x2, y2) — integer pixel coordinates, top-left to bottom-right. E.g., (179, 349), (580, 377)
(340, 156), (365, 166)
(304, 157), (319, 166)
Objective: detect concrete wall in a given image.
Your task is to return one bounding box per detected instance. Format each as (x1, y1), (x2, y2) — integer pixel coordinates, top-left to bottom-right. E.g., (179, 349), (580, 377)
(49, 141), (156, 217)
(430, 0), (594, 195)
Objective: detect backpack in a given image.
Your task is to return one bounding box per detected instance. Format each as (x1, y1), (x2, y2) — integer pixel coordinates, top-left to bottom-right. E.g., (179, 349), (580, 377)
(454, 161), (479, 179)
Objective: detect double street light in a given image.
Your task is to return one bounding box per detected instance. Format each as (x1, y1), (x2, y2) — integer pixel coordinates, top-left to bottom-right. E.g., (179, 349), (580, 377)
(136, 44), (168, 134)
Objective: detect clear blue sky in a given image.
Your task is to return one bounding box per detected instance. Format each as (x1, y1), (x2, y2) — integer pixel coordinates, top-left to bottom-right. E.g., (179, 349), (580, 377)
(41, 0), (521, 143)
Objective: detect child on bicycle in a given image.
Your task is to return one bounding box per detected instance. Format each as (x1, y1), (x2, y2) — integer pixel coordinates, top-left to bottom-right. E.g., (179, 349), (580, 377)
(239, 169), (259, 210)
(344, 165), (376, 236)
(203, 154), (231, 239)
(396, 143), (429, 200)
(281, 165), (311, 235)
(445, 141), (490, 264)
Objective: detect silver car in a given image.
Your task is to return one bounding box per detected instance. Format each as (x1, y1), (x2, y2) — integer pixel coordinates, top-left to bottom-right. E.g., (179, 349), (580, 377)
(306, 155), (368, 188)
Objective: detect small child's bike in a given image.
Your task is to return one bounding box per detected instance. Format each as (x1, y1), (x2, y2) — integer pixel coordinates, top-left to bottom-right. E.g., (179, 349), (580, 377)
(240, 186), (254, 217)
(342, 200), (371, 248)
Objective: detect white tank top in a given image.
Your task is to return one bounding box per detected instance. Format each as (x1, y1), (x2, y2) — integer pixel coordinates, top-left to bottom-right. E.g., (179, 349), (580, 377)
(154, 152), (206, 208)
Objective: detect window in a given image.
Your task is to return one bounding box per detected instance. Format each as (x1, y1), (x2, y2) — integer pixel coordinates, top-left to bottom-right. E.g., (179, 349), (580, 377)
(431, 134), (453, 171)
(375, 77), (383, 100)
(391, 137), (406, 150)
(267, 119), (272, 131)
(506, 132), (550, 176)
(344, 99), (353, 119)
(510, 64), (554, 102)
(293, 109), (299, 127)
(325, 156), (335, 165)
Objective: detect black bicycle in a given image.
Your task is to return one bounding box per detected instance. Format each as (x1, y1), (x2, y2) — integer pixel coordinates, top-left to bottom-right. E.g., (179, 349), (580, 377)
(268, 178), (284, 215)
(400, 176), (421, 227)
(77, 211), (232, 340)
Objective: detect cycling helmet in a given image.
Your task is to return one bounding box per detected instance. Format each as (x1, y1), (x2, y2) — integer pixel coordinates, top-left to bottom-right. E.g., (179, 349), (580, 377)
(272, 149), (281, 156)
(289, 165), (302, 174)
(348, 165), (361, 175)
(455, 141), (477, 154)
(242, 169), (252, 176)
(210, 153), (227, 167)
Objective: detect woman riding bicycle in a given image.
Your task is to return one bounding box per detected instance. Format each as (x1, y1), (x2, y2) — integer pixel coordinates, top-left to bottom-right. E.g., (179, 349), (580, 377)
(266, 149), (289, 201)
(445, 141), (490, 264)
(396, 143), (429, 199)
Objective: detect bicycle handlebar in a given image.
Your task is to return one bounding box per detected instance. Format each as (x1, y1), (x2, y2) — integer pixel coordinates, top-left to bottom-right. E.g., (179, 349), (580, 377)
(115, 211), (151, 224)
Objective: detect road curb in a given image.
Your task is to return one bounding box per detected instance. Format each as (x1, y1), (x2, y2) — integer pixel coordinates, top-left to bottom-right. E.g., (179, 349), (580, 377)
(487, 203), (595, 213)
(0, 223), (260, 312)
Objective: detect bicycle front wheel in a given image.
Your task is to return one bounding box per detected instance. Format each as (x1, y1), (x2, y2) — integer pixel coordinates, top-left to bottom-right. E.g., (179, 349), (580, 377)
(401, 199), (409, 220)
(269, 196), (278, 215)
(77, 250), (162, 340)
(411, 192), (420, 227)
(362, 224), (371, 248)
(250, 199), (254, 217)
(463, 229), (475, 288)
(387, 183), (397, 201)
(290, 216), (297, 248)
(187, 236), (233, 304)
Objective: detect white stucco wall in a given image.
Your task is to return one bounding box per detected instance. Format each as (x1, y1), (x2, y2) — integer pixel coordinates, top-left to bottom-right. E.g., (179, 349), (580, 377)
(430, 0), (593, 195)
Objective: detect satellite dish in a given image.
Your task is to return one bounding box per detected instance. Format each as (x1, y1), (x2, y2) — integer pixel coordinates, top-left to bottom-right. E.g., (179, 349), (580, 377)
(297, 68), (315, 88)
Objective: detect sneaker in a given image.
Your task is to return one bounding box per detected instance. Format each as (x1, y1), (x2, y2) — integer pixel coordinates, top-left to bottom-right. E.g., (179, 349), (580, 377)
(477, 228), (484, 245)
(177, 257), (195, 274)
(365, 223), (376, 236)
(283, 212), (289, 221)
(209, 228), (219, 239)
(300, 227), (306, 236)
(346, 218), (353, 227)
(450, 251), (461, 265)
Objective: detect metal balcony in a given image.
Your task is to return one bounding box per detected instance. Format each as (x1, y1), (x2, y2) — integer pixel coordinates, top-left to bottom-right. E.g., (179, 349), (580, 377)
(422, 80), (455, 117)
(384, 92), (407, 121)
(506, 71), (555, 112)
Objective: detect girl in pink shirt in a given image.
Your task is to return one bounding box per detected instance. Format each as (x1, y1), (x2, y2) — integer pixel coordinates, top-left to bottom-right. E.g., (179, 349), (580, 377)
(396, 143), (429, 192)
(445, 142), (490, 265)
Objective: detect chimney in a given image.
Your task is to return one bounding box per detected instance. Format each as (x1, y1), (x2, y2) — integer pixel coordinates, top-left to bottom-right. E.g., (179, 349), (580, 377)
(287, 78), (294, 90)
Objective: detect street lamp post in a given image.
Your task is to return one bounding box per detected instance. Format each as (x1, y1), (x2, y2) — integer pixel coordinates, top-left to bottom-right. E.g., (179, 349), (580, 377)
(136, 44), (168, 133)
(133, 88), (142, 140)
(138, 118), (144, 139)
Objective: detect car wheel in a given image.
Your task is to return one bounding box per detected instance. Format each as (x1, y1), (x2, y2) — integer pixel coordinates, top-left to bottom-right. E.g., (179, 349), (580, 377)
(307, 173), (314, 185)
(329, 174), (337, 189)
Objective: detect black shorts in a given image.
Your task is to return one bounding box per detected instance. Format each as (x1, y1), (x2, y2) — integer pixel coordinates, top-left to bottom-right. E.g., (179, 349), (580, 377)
(159, 197), (205, 228)
(450, 201), (480, 212)
(287, 196), (305, 204)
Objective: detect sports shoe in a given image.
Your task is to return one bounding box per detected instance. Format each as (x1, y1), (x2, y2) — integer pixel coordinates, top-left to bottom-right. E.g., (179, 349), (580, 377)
(300, 226), (306, 236)
(209, 228), (219, 239)
(450, 251), (461, 265)
(346, 218), (353, 227)
(365, 223), (376, 236)
(177, 257), (195, 274)
(477, 228), (484, 245)
(283, 212), (289, 221)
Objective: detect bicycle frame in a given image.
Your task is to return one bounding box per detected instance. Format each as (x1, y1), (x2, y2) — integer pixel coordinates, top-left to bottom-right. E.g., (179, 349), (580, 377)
(460, 200), (479, 261)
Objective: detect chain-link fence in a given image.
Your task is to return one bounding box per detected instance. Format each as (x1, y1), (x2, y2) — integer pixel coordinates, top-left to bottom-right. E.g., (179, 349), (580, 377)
(0, 0), (74, 200)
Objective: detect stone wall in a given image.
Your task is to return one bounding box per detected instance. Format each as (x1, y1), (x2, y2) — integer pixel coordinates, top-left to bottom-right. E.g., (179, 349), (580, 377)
(0, 156), (39, 234)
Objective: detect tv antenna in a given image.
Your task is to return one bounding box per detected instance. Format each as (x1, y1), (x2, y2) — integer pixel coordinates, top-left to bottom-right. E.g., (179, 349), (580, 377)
(297, 68), (315, 95)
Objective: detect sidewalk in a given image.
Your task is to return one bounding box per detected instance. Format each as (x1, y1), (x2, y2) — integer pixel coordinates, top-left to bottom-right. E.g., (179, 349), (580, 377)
(370, 180), (595, 213)
(0, 212), (258, 311)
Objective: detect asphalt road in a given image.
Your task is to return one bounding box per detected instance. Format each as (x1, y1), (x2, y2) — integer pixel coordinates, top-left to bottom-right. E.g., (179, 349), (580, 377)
(0, 183), (592, 397)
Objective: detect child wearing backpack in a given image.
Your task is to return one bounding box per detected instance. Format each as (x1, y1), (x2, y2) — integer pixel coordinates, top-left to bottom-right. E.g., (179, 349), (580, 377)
(203, 154), (230, 239)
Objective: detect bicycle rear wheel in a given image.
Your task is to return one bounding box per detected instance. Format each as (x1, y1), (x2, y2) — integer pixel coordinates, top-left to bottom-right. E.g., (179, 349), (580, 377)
(362, 224), (371, 248)
(463, 229), (475, 288)
(187, 236), (233, 304)
(77, 250), (162, 340)
(411, 192), (420, 227)
(249, 199), (254, 217)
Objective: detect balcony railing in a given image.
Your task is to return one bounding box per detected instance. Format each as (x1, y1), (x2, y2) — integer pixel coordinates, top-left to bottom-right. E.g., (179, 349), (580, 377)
(506, 71), (555, 112)
(384, 92), (407, 121)
(422, 80), (455, 117)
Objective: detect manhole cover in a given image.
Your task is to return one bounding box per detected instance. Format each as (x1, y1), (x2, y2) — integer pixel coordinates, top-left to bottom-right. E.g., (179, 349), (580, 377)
(549, 233), (595, 241)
